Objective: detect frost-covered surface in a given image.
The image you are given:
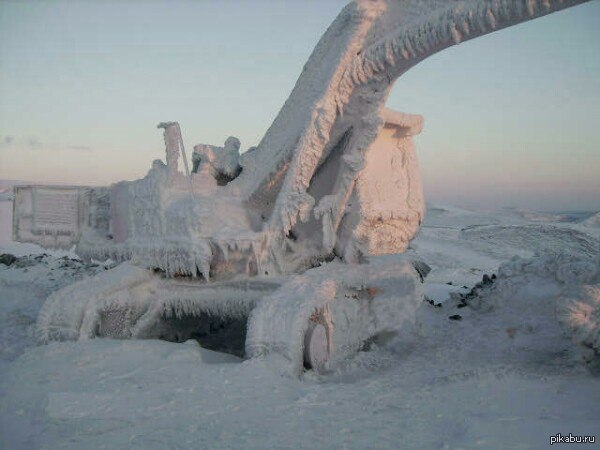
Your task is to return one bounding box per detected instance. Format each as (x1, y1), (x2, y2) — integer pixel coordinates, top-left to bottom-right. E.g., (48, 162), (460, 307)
(247, 259), (422, 374)
(36, 261), (278, 344)
(338, 111), (425, 259)
(10, 1), (592, 285)
(75, 159), (265, 279)
(193, 136), (242, 181)
(35, 256), (422, 376)
(560, 284), (600, 362)
(68, 104), (426, 279)
(2, 201), (600, 449)
(29, 0), (588, 279)
(37, 262), (153, 342)
(0, 189), (79, 258)
(582, 211), (600, 228)
(235, 0), (590, 259)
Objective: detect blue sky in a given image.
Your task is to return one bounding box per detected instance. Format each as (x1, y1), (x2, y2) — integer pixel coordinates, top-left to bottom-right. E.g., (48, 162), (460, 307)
(0, 0), (598, 211)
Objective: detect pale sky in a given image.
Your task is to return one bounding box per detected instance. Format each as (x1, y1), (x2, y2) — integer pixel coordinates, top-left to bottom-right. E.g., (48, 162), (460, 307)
(1, 1), (598, 211)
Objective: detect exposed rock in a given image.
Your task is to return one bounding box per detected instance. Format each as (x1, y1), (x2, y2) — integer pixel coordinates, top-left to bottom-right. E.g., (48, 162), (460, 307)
(0, 254), (17, 266)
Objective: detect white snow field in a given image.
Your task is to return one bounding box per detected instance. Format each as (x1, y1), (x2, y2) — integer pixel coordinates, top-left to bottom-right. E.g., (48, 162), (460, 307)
(1, 183), (599, 449)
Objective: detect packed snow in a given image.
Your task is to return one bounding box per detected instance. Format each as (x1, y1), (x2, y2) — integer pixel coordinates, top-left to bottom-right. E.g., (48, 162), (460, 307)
(1, 183), (599, 449)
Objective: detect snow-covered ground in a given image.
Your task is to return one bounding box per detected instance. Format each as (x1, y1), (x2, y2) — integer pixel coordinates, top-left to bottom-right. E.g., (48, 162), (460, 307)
(1, 183), (599, 449)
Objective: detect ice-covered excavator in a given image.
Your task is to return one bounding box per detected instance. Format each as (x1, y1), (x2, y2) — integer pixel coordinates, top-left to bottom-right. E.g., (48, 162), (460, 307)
(14, 0), (590, 373)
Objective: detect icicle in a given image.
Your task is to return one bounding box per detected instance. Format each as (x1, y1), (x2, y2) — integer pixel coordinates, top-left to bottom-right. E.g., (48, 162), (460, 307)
(527, 0), (536, 16)
(217, 241), (229, 262)
(450, 23), (462, 44)
(486, 9), (497, 29)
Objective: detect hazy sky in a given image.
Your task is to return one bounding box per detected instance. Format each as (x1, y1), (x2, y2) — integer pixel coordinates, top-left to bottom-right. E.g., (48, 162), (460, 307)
(1, 1), (598, 211)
